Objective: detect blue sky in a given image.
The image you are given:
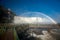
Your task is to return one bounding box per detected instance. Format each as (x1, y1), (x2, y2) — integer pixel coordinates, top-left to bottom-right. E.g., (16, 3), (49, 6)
(0, 0), (60, 23)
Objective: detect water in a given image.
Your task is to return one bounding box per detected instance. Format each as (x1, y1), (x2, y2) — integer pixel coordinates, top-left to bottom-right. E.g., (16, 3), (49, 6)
(17, 27), (60, 40)
(28, 28), (60, 40)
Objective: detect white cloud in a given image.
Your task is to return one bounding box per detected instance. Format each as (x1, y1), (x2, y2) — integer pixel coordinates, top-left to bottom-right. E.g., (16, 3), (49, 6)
(13, 16), (53, 24)
(13, 12), (57, 24)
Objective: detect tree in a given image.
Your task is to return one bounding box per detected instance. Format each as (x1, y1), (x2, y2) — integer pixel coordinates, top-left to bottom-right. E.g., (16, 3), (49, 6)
(0, 5), (16, 23)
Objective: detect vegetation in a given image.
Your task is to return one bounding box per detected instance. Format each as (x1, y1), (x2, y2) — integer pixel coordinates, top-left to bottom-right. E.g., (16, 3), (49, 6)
(0, 5), (16, 23)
